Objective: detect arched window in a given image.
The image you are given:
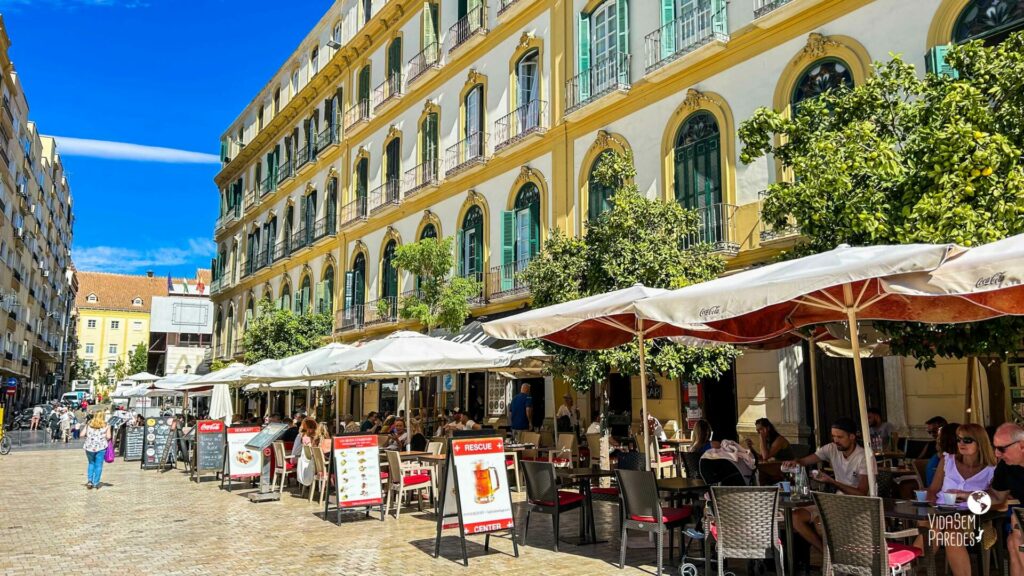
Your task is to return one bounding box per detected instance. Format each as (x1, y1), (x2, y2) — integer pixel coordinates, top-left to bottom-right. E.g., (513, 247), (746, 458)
(791, 58), (854, 109)
(954, 0), (1024, 44)
(499, 184), (540, 292)
(320, 266), (335, 314)
(297, 275), (312, 315)
(464, 85), (484, 160)
(587, 150), (616, 221)
(245, 296), (255, 327)
(326, 177), (338, 230)
(516, 50), (540, 132)
(381, 240), (398, 303)
(280, 283), (292, 311)
(385, 137), (401, 196)
(214, 308), (223, 351)
(420, 223), (437, 240)
(458, 206), (484, 280)
(303, 189), (316, 245)
(674, 111), (722, 211)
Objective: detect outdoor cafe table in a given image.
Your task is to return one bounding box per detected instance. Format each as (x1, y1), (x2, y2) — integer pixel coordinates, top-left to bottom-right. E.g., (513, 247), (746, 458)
(555, 467), (615, 545)
(655, 477), (707, 508)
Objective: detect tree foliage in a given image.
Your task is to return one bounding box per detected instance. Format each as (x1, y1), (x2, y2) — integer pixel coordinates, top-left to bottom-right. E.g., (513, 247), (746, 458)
(739, 36), (1024, 418)
(521, 150), (739, 392)
(128, 342), (148, 376)
(243, 298), (333, 363)
(392, 236), (480, 334)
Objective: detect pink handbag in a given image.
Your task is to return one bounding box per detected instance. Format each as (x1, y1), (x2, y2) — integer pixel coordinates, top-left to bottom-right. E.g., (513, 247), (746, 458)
(104, 439), (116, 463)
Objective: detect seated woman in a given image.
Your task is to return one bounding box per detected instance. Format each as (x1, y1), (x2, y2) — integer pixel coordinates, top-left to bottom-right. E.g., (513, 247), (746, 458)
(746, 418), (795, 462)
(291, 417), (318, 459)
(926, 422), (960, 487)
(689, 419), (719, 457)
(925, 422), (995, 576)
(384, 418), (408, 450)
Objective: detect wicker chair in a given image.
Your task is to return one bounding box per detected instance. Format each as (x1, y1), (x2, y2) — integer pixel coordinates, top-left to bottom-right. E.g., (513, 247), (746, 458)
(813, 492), (922, 575)
(680, 451), (703, 479)
(520, 460), (585, 552)
(704, 486), (783, 576)
(616, 469), (693, 576)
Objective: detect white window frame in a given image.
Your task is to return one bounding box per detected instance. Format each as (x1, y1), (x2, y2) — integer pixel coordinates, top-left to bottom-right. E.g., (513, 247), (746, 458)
(86, 319), (97, 329)
(110, 320), (120, 330)
(108, 344), (117, 355)
(84, 343), (94, 354)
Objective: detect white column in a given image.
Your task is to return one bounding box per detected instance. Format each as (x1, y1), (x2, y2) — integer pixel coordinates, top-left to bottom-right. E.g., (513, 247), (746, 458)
(882, 356), (909, 433)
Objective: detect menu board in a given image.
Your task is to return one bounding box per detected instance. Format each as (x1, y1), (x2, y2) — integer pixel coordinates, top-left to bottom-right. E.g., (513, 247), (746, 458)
(225, 425), (261, 478)
(332, 435), (383, 508)
(124, 426), (144, 461)
(194, 420), (225, 473)
(448, 437), (514, 534)
(142, 416), (177, 470)
(245, 423), (289, 451)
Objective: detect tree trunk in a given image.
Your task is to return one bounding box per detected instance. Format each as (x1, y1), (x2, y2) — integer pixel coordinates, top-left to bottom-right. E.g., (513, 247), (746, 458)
(984, 357), (1006, 426)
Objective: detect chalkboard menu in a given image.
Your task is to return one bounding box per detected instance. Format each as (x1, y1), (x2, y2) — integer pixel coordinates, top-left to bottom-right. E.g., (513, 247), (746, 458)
(194, 420), (225, 475)
(142, 416), (177, 470)
(245, 422), (289, 450)
(124, 426), (144, 461)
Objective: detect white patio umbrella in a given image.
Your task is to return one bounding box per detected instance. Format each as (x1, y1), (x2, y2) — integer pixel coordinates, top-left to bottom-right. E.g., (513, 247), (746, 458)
(191, 363), (249, 386)
(635, 243), (976, 494)
(209, 384), (233, 425)
(484, 284), (687, 470)
(126, 371), (161, 383)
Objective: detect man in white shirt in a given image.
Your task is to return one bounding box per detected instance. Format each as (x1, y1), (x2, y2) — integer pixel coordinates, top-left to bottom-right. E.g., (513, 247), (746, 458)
(783, 417), (869, 552)
(556, 394), (579, 433)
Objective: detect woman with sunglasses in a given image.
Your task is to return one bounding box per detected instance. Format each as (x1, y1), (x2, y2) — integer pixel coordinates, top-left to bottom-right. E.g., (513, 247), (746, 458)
(925, 422), (996, 575)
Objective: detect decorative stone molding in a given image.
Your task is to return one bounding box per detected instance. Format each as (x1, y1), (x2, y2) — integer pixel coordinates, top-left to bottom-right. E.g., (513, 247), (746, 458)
(801, 33), (841, 61)
(466, 68), (485, 86)
(676, 89), (713, 116)
(517, 31), (535, 50)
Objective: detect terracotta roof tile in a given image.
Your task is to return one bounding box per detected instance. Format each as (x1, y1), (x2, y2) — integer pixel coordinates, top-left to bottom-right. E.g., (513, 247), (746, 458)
(75, 271), (168, 313)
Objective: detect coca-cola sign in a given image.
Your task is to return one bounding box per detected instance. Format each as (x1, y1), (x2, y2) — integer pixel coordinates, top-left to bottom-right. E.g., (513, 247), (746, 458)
(198, 420), (225, 433)
(975, 272), (1007, 289)
(699, 305), (722, 319)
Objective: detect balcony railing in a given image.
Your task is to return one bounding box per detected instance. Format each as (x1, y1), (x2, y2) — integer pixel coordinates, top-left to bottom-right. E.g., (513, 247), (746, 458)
(447, 5), (487, 55)
(233, 337), (245, 356)
(209, 278), (222, 294)
(403, 160), (440, 197)
(369, 180), (402, 214)
(373, 73), (404, 112)
(243, 189), (259, 212)
(758, 190), (800, 243)
(445, 132), (487, 176)
(291, 227), (312, 254)
(682, 203), (739, 255)
(273, 238), (290, 261)
(754, 0), (794, 19)
(495, 100), (547, 151)
(498, 0), (525, 16)
(644, 2), (728, 73)
(364, 296), (399, 326)
(340, 196), (368, 228)
(407, 42), (441, 84)
(313, 215), (336, 242)
(566, 51), (631, 114)
(255, 249), (269, 271)
(260, 174), (275, 196)
(214, 342), (224, 359)
(487, 258), (533, 300)
(345, 100), (372, 130)
(295, 145), (311, 171)
(339, 304), (366, 332)
(459, 271), (486, 305)
(317, 126), (339, 151)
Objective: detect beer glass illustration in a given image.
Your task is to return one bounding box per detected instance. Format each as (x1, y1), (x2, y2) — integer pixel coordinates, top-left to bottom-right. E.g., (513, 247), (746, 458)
(473, 461), (500, 503)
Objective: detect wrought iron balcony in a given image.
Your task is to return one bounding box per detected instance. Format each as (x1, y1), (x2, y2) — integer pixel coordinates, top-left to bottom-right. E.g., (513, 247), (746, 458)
(644, 2), (729, 74)
(754, 0), (795, 19)
(445, 132), (487, 177)
(758, 190), (800, 243)
(317, 126), (339, 152)
(255, 249), (269, 270)
(364, 296), (399, 327)
(566, 51), (631, 115)
(277, 158), (295, 184)
(345, 100), (372, 130)
(243, 189), (259, 212)
(295, 145), (311, 171)
(234, 337), (245, 356)
(273, 238), (290, 261)
(291, 227), (312, 254)
(209, 278), (222, 294)
(458, 271), (486, 306)
(407, 42), (441, 85)
(369, 180), (402, 214)
(260, 174), (275, 196)
(498, 0), (525, 16)
(403, 160), (440, 198)
(313, 215), (336, 242)
(447, 4), (487, 55)
(494, 100), (547, 151)
(682, 202), (739, 255)
(487, 257), (533, 300)
(373, 73), (404, 112)
(338, 304), (365, 332)
(340, 196), (368, 228)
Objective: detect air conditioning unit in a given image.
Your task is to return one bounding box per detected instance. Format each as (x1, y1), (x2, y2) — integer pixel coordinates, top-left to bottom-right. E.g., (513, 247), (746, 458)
(41, 270), (49, 278)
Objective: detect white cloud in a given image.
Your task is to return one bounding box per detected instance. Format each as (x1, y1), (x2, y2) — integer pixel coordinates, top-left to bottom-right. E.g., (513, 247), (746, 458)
(51, 136), (219, 164)
(73, 238), (216, 274)
(0, 1), (149, 9)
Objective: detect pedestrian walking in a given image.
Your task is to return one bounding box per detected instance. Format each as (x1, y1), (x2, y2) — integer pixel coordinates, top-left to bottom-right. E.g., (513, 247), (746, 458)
(59, 408), (72, 444)
(83, 411), (111, 489)
(30, 405), (42, 430)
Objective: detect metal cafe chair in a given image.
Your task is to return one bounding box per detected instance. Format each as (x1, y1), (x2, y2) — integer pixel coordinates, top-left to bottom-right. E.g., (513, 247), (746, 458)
(520, 460), (585, 552)
(616, 468), (694, 576)
(814, 492), (922, 576)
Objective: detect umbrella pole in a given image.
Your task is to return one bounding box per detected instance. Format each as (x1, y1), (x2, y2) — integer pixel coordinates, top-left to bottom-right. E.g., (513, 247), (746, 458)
(846, 310), (878, 497)
(406, 372), (412, 452)
(809, 335), (821, 448)
(306, 381), (312, 413)
(638, 333), (652, 472)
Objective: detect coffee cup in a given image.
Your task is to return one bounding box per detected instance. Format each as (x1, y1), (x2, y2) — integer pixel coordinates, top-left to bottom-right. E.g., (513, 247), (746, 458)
(779, 481), (791, 493)
(939, 492), (957, 505)
(914, 490), (928, 503)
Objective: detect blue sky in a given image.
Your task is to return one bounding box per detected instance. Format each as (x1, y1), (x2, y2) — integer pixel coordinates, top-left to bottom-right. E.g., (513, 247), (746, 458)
(0, 0), (327, 277)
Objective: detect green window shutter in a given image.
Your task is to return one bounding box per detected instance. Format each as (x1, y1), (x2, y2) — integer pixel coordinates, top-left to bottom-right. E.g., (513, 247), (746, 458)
(344, 271), (354, 313)
(389, 38), (402, 78)
(501, 211), (515, 291)
(424, 3), (439, 49)
(220, 141), (228, 162)
(458, 0), (468, 18)
(529, 200), (540, 258)
(712, 0), (727, 36)
(616, 0), (630, 85)
(661, 0), (675, 59)
(926, 45), (959, 78)
(315, 281), (323, 314)
(456, 229), (465, 277)
(359, 67), (371, 102)
(577, 12), (591, 102)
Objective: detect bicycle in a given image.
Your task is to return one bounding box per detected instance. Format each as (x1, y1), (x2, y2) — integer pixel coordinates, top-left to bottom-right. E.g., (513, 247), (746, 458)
(0, 414), (25, 455)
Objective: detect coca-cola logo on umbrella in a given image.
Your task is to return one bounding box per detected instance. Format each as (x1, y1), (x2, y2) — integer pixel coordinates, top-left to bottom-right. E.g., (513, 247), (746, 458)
(699, 305), (722, 319)
(975, 272), (1007, 289)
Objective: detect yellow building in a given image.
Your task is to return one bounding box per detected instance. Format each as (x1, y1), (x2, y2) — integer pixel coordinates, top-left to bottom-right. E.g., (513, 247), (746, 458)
(75, 271), (166, 373)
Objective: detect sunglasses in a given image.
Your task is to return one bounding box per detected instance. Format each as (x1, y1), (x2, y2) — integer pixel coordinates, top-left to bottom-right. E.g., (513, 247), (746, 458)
(957, 436), (976, 445)
(996, 440), (1021, 453)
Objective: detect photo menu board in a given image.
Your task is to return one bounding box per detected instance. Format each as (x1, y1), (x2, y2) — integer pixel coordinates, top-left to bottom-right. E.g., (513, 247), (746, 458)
(332, 435), (383, 509)
(448, 437), (514, 534)
(224, 425), (261, 478)
(142, 416), (177, 470)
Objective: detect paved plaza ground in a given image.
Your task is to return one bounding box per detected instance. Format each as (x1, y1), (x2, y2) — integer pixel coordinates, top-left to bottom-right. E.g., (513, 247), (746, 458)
(0, 448), (708, 576)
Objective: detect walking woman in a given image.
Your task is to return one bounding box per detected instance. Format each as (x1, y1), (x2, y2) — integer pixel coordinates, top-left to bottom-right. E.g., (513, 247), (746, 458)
(83, 411), (112, 489)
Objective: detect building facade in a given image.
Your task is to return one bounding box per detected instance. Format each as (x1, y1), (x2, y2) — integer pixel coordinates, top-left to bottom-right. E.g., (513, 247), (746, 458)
(75, 271), (166, 374)
(211, 0), (1019, 440)
(0, 16), (77, 408)
(149, 271), (213, 376)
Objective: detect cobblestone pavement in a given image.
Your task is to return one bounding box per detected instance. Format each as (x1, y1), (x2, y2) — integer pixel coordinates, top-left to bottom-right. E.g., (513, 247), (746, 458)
(0, 450), (705, 576)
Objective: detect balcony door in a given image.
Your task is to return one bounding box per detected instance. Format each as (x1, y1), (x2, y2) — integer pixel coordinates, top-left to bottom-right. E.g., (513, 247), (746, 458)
(386, 138), (401, 197)
(674, 111), (722, 242)
(422, 112), (439, 179)
(464, 86), (483, 159)
(356, 158), (369, 215)
(516, 51), (539, 132)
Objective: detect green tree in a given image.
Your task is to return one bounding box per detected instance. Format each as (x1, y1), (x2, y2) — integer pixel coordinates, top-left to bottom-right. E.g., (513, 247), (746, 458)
(127, 342), (148, 376)
(243, 298), (333, 363)
(739, 36), (1024, 420)
(70, 357), (96, 383)
(521, 150), (739, 392)
(391, 236), (480, 333)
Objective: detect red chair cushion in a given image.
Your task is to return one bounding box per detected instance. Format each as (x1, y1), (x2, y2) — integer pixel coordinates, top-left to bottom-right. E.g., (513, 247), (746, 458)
(630, 506), (692, 524)
(505, 457), (516, 467)
(280, 461), (295, 471)
(887, 543), (923, 568)
(591, 487), (620, 496)
(403, 473), (431, 486)
(519, 456), (538, 462)
(658, 455), (675, 464)
(552, 457), (572, 466)
(534, 490), (585, 508)
(380, 471), (389, 480)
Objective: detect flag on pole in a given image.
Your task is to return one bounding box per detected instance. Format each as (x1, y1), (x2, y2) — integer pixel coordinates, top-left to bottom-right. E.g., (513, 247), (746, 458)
(166, 273), (173, 292)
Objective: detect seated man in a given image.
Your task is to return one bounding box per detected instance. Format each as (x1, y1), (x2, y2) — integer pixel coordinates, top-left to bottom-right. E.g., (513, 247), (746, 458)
(917, 415), (947, 459)
(783, 417), (869, 552)
(989, 423), (1024, 576)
